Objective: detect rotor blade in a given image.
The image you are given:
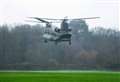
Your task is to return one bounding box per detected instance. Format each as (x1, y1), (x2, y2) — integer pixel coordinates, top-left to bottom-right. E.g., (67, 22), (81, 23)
(72, 17), (100, 20)
(38, 18), (63, 20)
(25, 20), (60, 23)
(28, 17), (50, 23)
(39, 17), (100, 20)
(28, 17), (100, 21)
(25, 20), (46, 23)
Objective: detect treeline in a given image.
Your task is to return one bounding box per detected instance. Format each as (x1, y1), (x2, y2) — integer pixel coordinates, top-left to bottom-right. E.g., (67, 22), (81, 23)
(0, 20), (120, 70)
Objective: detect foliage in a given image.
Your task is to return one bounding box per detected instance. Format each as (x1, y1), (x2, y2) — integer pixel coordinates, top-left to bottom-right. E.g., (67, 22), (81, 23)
(0, 21), (120, 70)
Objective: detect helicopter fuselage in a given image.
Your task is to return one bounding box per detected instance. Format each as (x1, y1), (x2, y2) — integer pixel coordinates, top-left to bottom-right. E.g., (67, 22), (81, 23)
(43, 31), (72, 45)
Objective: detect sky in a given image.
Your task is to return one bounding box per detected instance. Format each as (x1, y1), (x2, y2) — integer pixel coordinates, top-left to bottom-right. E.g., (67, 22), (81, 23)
(0, 0), (119, 30)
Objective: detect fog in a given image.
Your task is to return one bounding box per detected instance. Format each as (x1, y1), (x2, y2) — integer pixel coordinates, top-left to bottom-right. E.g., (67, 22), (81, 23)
(0, 0), (119, 30)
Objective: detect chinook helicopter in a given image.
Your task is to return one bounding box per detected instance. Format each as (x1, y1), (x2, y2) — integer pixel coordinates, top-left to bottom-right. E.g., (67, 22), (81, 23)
(28, 17), (99, 45)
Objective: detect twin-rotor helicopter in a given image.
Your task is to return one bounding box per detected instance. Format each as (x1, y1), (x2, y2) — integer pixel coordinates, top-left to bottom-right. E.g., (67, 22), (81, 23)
(28, 17), (99, 45)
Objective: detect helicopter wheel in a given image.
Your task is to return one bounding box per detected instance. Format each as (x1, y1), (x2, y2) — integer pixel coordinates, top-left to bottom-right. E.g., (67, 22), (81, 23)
(55, 41), (58, 45)
(44, 39), (48, 43)
(69, 40), (71, 45)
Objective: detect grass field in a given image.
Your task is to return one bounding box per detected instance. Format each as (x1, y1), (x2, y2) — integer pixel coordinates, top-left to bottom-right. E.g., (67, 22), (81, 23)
(0, 71), (120, 82)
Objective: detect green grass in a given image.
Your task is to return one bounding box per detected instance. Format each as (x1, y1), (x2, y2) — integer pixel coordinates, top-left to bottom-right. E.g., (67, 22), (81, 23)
(0, 71), (120, 82)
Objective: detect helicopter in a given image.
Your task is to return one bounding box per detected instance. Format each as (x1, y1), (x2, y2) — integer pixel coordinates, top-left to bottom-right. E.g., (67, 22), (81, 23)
(28, 17), (100, 45)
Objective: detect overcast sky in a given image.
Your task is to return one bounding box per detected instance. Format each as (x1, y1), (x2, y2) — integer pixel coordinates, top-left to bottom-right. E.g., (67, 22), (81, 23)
(0, 0), (119, 30)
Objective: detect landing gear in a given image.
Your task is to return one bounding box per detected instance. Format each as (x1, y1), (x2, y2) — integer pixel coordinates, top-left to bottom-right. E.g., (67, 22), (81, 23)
(44, 39), (48, 43)
(69, 40), (71, 45)
(55, 41), (58, 45)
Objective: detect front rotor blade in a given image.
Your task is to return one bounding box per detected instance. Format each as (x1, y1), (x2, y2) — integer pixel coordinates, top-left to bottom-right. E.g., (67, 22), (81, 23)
(28, 17), (50, 23)
(25, 20), (46, 23)
(39, 18), (63, 20)
(26, 20), (60, 23)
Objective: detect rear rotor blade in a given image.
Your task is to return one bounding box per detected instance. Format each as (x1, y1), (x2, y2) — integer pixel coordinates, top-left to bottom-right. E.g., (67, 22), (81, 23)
(72, 17), (100, 20)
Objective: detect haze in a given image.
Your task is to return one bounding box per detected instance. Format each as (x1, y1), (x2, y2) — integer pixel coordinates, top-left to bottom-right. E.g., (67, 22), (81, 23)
(0, 0), (119, 30)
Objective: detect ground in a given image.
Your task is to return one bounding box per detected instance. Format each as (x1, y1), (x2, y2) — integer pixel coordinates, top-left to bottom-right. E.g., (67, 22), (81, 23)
(0, 71), (120, 82)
